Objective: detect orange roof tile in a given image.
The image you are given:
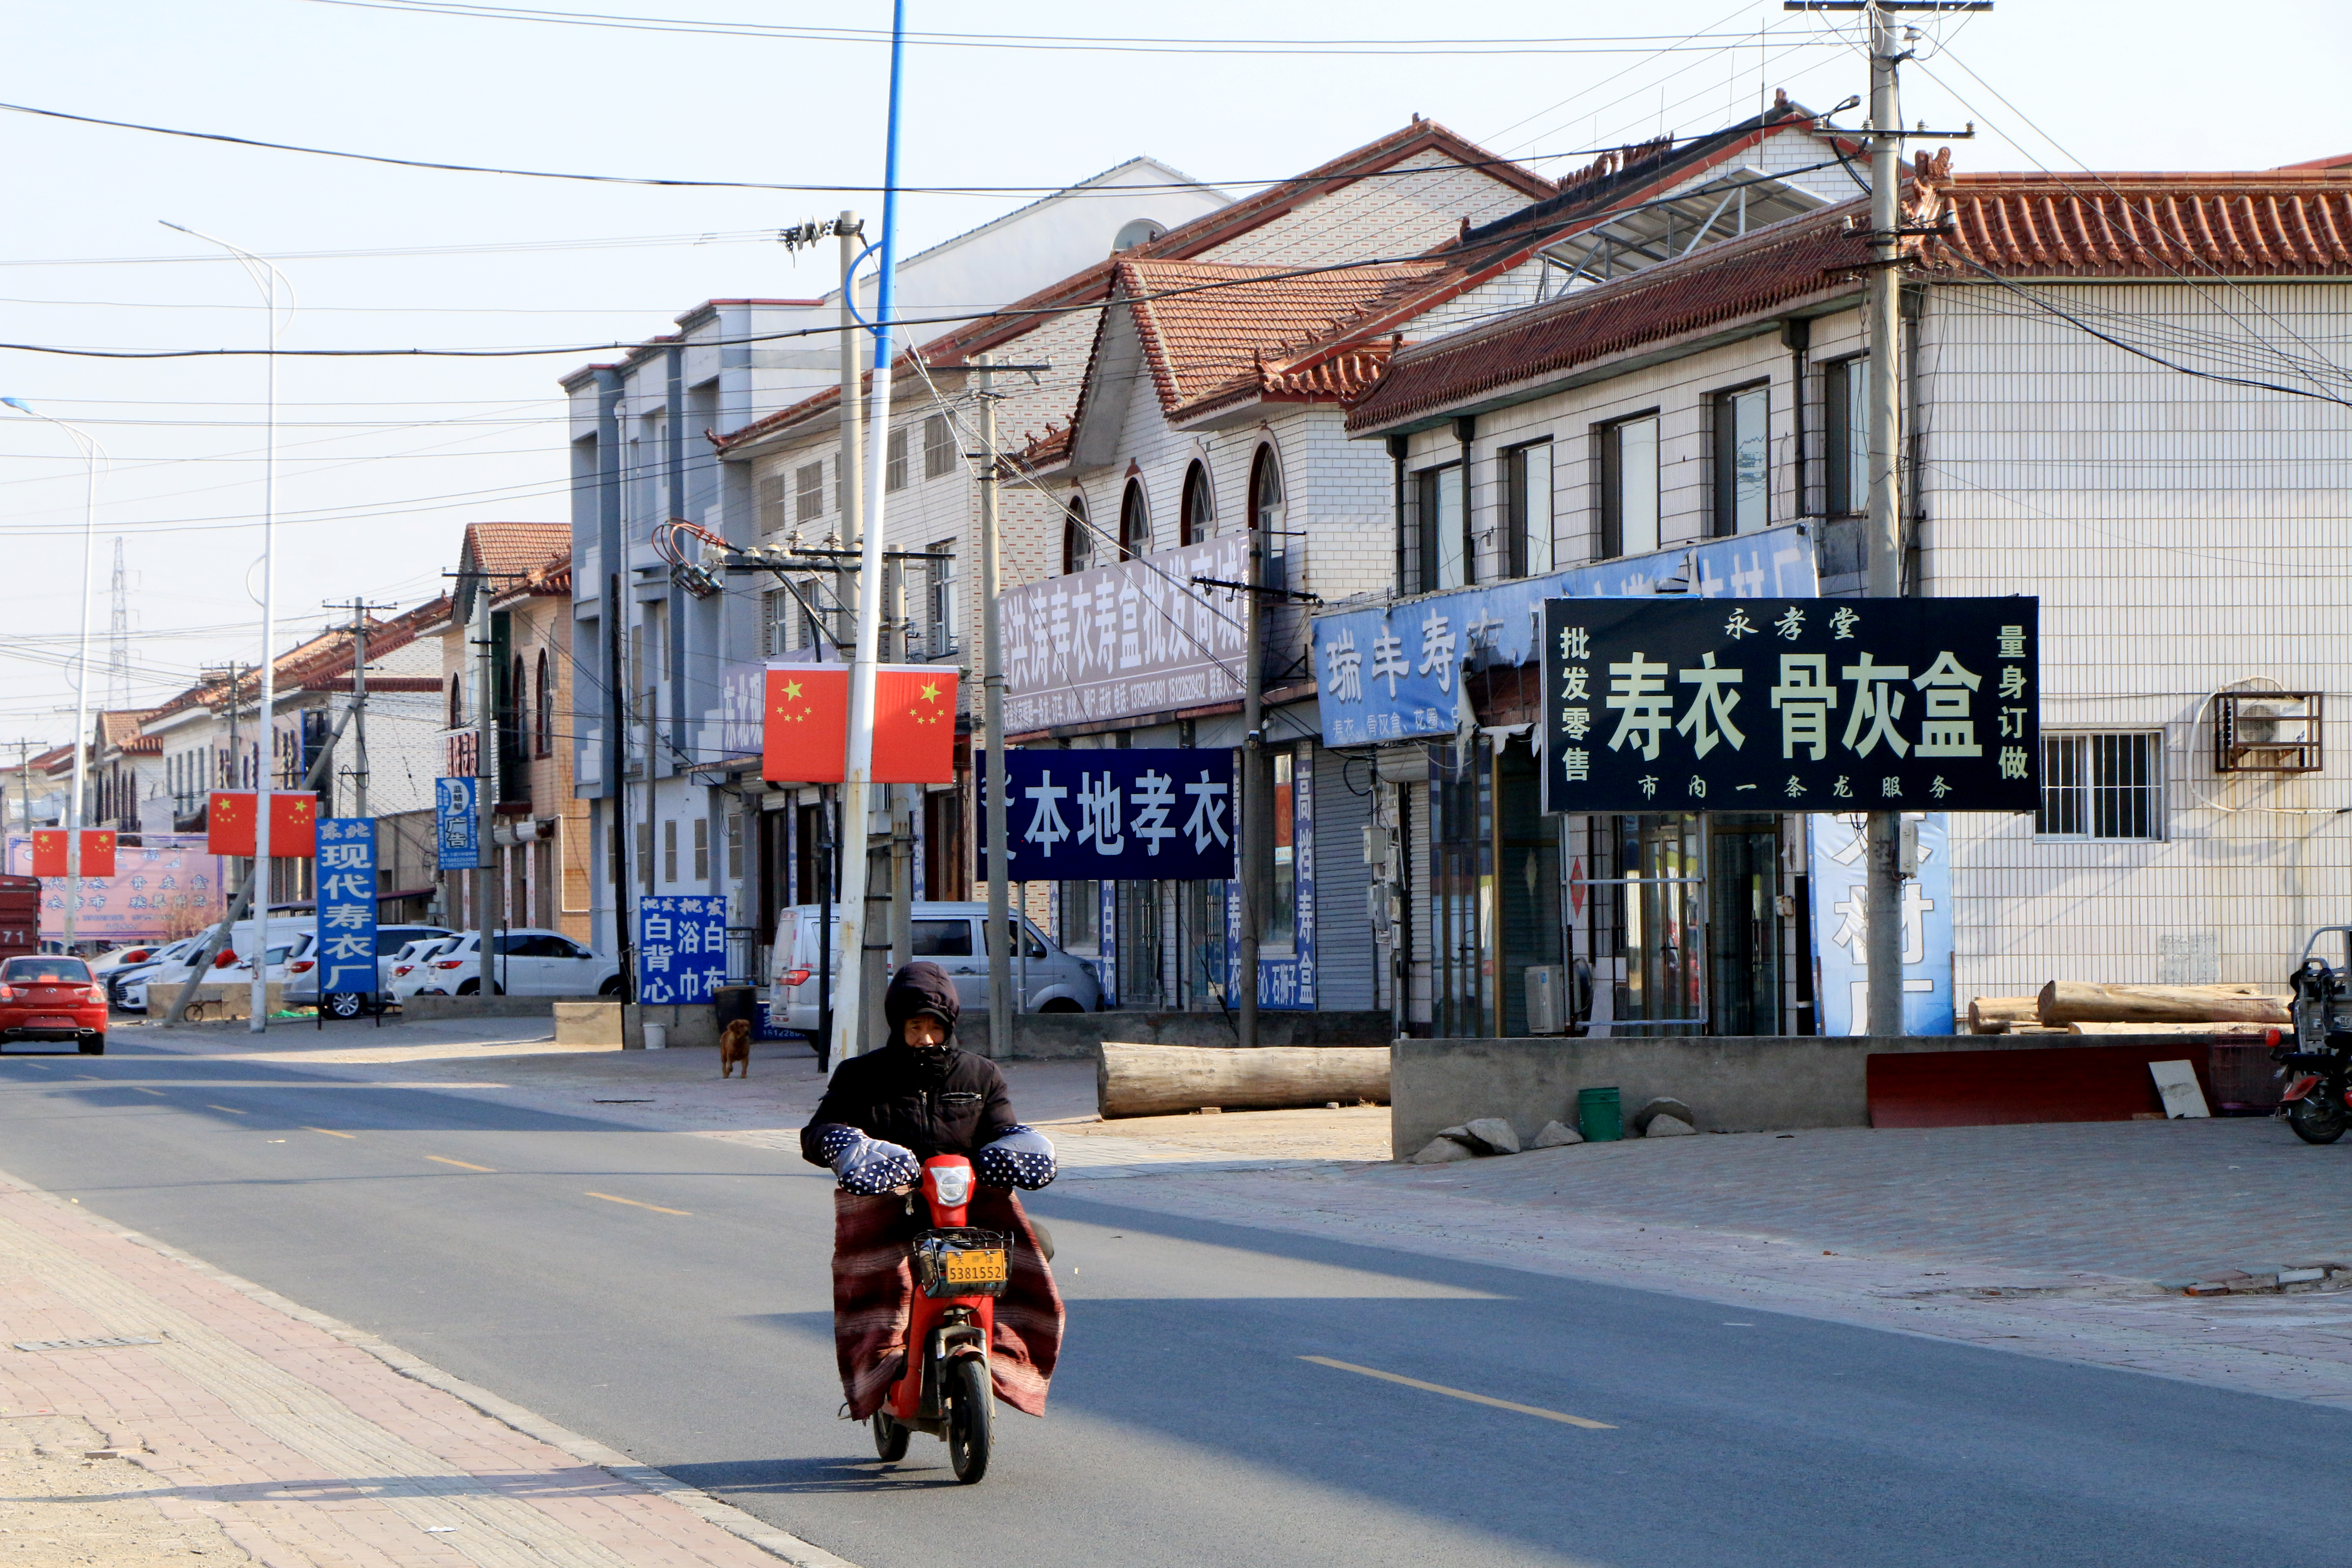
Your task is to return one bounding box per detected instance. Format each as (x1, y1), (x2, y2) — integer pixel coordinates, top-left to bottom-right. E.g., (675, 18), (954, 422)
(1926, 168), (2352, 277)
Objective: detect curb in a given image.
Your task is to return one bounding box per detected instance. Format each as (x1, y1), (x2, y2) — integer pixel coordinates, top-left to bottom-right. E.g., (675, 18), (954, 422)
(0, 1164), (860, 1568)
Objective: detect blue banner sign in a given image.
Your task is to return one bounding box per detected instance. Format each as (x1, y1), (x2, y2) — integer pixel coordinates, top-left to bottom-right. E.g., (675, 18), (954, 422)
(634, 894), (727, 1005)
(1311, 524), (1819, 746)
(1810, 812), (1954, 1036)
(315, 818), (379, 999)
(983, 748), (1236, 882)
(435, 776), (479, 871)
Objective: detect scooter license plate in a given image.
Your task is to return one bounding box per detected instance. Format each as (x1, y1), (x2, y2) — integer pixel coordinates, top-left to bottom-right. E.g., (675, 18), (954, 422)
(941, 1248), (1007, 1287)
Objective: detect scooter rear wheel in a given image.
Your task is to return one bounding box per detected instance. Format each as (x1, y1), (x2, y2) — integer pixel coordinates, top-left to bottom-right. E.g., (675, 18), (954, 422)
(871, 1409), (909, 1462)
(945, 1357), (991, 1484)
(2290, 1094), (2348, 1145)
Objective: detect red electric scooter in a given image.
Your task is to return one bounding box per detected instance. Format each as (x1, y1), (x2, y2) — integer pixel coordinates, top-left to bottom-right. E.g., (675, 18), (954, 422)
(870, 1154), (1007, 1483)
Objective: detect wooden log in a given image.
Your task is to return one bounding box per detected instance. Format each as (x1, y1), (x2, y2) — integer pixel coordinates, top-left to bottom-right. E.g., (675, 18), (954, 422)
(1967, 996), (2040, 1034)
(2037, 981), (2289, 1027)
(1096, 1042), (1390, 1119)
(2065, 1020), (2282, 1038)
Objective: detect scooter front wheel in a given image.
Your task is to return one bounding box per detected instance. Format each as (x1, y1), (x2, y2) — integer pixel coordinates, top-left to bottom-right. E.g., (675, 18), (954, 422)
(945, 1357), (991, 1484)
(871, 1409), (910, 1462)
(2290, 1094), (2348, 1145)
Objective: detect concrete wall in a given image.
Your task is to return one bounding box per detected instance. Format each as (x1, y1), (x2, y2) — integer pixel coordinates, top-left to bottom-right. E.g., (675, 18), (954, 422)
(401, 994), (603, 1023)
(962, 1008), (1391, 1060)
(1390, 1034), (2211, 1158)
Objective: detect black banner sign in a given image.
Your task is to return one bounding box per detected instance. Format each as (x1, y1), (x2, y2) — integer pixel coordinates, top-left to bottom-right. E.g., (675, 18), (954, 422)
(1541, 597), (2040, 815)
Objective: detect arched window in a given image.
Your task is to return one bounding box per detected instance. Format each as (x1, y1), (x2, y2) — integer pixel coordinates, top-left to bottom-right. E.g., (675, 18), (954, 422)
(1119, 478), (1151, 560)
(1250, 446), (1287, 590)
(510, 653), (528, 762)
(448, 674), (462, 732)
(1181, 461), (1214, 546)
(535, 649), (553, 758)
(1062, 496), (1094, 575)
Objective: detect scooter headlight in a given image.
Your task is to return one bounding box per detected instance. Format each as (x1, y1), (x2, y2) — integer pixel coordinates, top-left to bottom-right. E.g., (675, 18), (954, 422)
(928, 1164), (973, 1208)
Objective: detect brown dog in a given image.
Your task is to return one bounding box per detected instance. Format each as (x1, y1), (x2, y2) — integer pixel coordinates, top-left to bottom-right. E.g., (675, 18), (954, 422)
(719, 1017), (752, 1079)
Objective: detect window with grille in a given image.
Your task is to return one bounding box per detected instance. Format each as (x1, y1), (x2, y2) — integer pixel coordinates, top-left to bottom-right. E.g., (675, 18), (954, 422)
(692, 817), (708, 881)
(1119, 479), (1151, 559)
(795, 462), (823, 522)
(886, 427), (909, 492)
(923, 414), (955, 479)
(1063, 497), (1093, 575)
(758, 472), (788, 533)
(1181, 461), (1214, 545)
(662, 818), (678, 882)
(2037, 732), (2163, 840)
(925, 540), (957, 659)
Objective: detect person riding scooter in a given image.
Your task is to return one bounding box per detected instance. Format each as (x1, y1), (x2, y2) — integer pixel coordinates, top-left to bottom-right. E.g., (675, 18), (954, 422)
(803, 962), (1064, 1428)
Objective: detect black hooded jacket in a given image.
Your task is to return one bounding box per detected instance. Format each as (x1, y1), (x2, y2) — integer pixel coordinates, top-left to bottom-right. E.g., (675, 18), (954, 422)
(800, 961), (1017, 1165)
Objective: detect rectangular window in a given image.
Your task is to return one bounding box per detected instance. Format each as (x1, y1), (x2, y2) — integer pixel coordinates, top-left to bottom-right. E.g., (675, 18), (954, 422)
(1060, 881), (1100, 951)
(662, 818), (678, 883)
(1415, 463), (1465, 591)
(2037, 733), (2164, 840)
(1267, 750), (1298, 949)
(1712, 383), (1769, 536)
(1824, 355), (1868, 516)
(1505, 440), (1554, 578)
(885, 426), (909, 493)
(925, 540), (957, 659)
(636, 822), (652, 890)
(911, 918), (974, 957)
(795, 462), (824, 522)
(760, 589), (784, 657)
(1597, 413), (1660, 558)
(726, 810), (744, 879)
(758, 472), (789, 533)
(923, 414), (955, 479)
(692, 816), (708, 882)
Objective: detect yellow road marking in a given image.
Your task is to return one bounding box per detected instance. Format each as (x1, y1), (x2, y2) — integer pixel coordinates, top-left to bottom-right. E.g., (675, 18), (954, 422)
(426, 1155), (494, 1173)
(1299, 1356), (1614, 1430)
(132, 1087), (166, 1097)
(206, 1105), (248, 1115)
(303, 1126), (357, 1139)
(584, 1191), (690, 1216)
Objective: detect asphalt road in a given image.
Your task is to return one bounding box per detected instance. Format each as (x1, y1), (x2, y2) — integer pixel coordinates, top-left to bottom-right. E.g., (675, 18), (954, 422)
(6, 1040), (2351, 1568)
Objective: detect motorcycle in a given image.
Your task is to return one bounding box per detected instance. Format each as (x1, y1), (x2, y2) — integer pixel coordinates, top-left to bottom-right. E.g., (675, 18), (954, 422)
(2275, 953), (2352, 1144)
(870, 1153), (1008, 1483)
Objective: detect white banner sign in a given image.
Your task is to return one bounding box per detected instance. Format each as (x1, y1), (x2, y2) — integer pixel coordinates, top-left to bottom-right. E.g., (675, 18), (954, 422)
(1001, 534), (1249, 732)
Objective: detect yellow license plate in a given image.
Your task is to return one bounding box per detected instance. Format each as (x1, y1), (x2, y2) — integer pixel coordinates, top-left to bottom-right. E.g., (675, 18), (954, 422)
(941, 1249), (1007, 1285)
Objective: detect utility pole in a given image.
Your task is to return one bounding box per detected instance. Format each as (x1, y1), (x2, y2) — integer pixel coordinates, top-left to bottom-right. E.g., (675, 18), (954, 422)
(977, 354), (1012, 1059)
(832, 6), (911, 1071)
(472, 573), (501, 993)
(324, 599), (393, 819)
(107, 539), (129, 710)
(886, 552), (913, 983)
(826, 208), (865, 1066)
(1237, 518), (1266, 1050)
(6, 740), (34, 868)
(1789, 0), (1987, 1035)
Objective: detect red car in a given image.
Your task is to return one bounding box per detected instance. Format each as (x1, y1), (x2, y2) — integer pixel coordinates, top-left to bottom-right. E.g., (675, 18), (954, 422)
(0, 955), (107, 1054)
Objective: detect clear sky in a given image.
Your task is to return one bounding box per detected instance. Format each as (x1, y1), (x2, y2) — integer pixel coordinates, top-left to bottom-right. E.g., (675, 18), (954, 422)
(0, 0), (2344, 736)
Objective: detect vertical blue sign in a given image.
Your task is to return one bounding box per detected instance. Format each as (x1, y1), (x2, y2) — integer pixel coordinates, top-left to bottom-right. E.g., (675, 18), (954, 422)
(635, 894), (727, 1004)
(1809, 813), (1954, 1035)
(315, 818), (379, 1000)
(435, 777), (479, 871)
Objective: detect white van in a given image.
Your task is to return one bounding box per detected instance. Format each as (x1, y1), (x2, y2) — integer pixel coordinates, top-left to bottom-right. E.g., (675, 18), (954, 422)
(769, 900), (1099, 1034)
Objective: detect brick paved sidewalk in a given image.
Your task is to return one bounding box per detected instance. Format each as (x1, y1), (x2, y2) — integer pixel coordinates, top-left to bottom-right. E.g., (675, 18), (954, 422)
(0, 1168), (854, 1568)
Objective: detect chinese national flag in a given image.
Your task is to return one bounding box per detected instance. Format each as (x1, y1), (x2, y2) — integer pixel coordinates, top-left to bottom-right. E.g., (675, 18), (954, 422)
(208, 791), (253, 857)
(28, 830), (106, 877)
(79, 830), (114, 878)
(873, 668), (959, 784)
(29, 830), (64, 877)
(271, 793), (317, 859)
(206, 793), (316, 858)
(763, 667), (850, 784)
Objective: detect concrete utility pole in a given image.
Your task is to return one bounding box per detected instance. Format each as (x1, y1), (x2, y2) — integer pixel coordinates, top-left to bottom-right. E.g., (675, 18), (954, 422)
(1237, 523), (1266, 1050)
(977, 354), (1012, 1059)
(473, 573), (500, 992)
(323, 599), (392, 819)
(825, 208), (866, 1064)
(886, 552), (913, 982)
(1861, 2), (1908, 1038)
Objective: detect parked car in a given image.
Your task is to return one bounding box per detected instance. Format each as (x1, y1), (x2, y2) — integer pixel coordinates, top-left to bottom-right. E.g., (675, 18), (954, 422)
(118, 919), (312, 1014)
(0, 954), (107, 1053)
(399, 929), (621, 998)
(282, 923), (454, 1018)
(385, 937), (459, 1001)
(767, 900), (1099, 1035)
(107, 934), (208, 1011)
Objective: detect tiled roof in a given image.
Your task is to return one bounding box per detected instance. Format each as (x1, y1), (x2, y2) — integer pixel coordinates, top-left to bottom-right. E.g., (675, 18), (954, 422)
(461, 521), (571, 580)
(1349, 193), (1877, 432)
(717, 119), (1553, 455)
(1116, 258), (1451, 420)
(97, 710), (162, 754)
(1924, 169), (2352, 277)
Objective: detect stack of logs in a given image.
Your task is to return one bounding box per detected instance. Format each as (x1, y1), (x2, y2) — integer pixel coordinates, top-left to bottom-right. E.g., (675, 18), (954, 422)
(1966, 983), (2289, 1037)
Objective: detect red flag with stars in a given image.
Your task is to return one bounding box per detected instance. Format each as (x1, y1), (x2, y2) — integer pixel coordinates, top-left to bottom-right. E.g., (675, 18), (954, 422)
(77, 829), (114, 878)
(207, 793), (317, 858)
(208, 791), (254, 857)
(872, 668), (959, 784)
(762, 667), (850, 784)
(29, 830), (64, 877)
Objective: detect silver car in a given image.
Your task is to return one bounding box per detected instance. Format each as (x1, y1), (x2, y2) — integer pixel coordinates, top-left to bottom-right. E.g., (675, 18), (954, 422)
(283, 923), (455, 1018)
(768, 900), (1099, 1035)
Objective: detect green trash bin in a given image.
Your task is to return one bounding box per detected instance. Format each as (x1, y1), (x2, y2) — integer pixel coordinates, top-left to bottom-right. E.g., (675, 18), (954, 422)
(1577, 1085), (1623, 1142)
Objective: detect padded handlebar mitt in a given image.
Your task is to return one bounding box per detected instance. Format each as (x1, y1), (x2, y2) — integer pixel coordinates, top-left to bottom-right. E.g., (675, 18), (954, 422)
(976, 1124), (1058, 1190)
(816, 1125), (922, 1196)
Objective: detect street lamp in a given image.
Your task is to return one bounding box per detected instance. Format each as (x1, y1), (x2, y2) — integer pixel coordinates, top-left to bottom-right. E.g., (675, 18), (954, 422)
(0, 399), (106, 952)
(164, 222), (294, 1034)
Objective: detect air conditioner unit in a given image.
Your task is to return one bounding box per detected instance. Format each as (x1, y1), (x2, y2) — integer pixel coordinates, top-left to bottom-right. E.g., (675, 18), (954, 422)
(1524, 964), (1565, 1036)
